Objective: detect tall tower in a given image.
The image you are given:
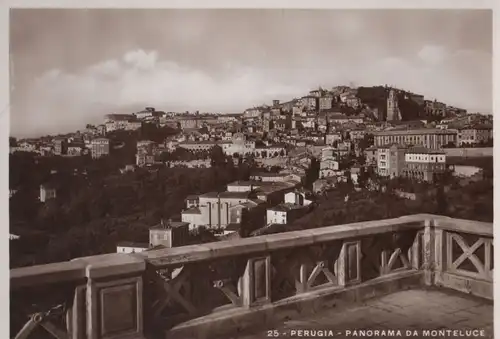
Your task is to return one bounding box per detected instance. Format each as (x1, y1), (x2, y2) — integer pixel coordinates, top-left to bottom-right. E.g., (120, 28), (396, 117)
(386, 89), (401, 121)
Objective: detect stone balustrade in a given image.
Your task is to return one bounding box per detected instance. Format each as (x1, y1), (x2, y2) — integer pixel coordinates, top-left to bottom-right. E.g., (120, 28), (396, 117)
(10, 214), (493, 339)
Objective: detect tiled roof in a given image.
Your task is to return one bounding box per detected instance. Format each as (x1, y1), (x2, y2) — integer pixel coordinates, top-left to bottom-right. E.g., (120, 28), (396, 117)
(406, 146), (445, 155)
(182, 207), (201, 215)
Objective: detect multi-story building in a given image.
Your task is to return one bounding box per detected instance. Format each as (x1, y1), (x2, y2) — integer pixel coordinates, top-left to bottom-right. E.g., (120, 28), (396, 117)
(346, 95), (361, 109)
(325, 133), (343, 146)
(178, 117), (204, 130)
(53, 138), (67, 155)
(349, 129), (366, 141)
(327, 113), (363, 125)
(243, 107), (264, 119)
(275, 118), (291, 132)
(402, 147), (447, 183)
(136, 153), (155, 167)
(301, 96), (318, 111)
(67, 144), (84, 156)
(135, 107), (158, 120)
(424, 100), (447, 117)
(457, 125), (493, 146)
(216, 113), (242, 123)
(149, 220), (190, 248)
(91, 138), (110, 159)
(319, 94), (334, 110)
(373, 129), (457, 149)
(376, 144), (407, 177)
(181, 191), (257, 230)
(136, 140), (156, 153)
(105, 119), (142, 132)
(364, 146), (378, 166)
(105, 114), (135, 123)
(97, 124), (107, 136)
(281, 99), (298, 113)
(178, 141), (220, 152)
(319, 147), (340, 178)
(266, 203), (309, 225)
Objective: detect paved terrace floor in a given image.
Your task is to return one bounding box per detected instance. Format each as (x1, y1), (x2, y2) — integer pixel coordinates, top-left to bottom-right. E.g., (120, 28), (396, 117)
(231, 289), (493, 339)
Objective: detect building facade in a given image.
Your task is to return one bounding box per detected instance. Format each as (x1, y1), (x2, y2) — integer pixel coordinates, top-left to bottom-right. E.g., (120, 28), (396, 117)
(402, 147), (447, 183)
(91, 138), (110, 159)
(457, 126), (493, 146)
(386, 89), (401, 121)
(376, 144), (407, 177)
(149, 221), (190, 248)
(374, 129), (457, 149)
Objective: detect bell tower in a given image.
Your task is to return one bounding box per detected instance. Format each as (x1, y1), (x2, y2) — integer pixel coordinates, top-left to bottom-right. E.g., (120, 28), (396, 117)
(386, 89), (401, 121)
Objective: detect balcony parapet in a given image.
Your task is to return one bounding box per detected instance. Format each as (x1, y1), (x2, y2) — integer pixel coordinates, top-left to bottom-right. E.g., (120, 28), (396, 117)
(10, 214), (493, 339)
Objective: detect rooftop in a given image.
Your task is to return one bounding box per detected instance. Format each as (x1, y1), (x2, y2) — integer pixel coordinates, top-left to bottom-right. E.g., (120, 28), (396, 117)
(185, 195), (200, 200)
(406, 146), (446, 155)
(149, 220), (189, 230)
(268, 203), (309, 212)
(182, 207), (201, 215)
(199, 191), (251, 199)
(374, 128), (457, 136)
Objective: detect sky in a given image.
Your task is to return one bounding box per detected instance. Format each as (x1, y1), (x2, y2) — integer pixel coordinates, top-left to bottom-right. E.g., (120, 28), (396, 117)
(10, 9), (492, 137)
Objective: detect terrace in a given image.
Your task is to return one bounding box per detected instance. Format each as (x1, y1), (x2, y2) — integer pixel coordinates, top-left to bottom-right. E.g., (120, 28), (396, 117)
(10, 214), (493, 339)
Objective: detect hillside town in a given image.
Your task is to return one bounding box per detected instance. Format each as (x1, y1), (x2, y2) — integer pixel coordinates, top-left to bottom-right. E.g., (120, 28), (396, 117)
(10, 84), (493, 255)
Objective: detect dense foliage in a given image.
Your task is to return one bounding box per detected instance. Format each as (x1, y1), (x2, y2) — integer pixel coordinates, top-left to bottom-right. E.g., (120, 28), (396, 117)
(9, 127), (255, 267)
(286, 176), (492, 232)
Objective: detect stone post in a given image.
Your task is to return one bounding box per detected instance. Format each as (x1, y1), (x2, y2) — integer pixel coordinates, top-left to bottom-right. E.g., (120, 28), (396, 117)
(79, 254), (146, 339)
(241, 256), (271, 308)
(336, 241), (361, 286)
(423, 218), (435, 286)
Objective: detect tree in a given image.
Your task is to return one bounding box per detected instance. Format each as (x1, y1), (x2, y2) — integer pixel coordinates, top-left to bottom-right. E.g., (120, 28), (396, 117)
(210, 145), (226, 167)
(358, 133), (374, 151)
(304, 157), (320, 188)
(238, 208), (251, 238)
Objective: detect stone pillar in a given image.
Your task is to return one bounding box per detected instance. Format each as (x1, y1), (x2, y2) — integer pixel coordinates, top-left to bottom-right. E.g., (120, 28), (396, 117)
(423, 219), (435, 286)
(241, 256), (271, 308)
(82, 254), (146, 339)
(433, 227), (446, 286)
(336, 241), (361, 286)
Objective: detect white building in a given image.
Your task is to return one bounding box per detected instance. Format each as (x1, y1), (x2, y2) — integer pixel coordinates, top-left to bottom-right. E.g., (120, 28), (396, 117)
(284, 191), (313, 206)
(116, 242), (149, 254)
(40, 184), (56, 202)
(266, 203), (309, 225)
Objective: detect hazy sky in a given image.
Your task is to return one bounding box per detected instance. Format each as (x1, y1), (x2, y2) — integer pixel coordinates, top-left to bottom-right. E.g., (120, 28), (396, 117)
(10, 9), (492, 137)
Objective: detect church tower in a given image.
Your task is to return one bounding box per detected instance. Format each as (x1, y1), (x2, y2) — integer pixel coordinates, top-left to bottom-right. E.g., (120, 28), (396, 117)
(386, 89), (401, 121)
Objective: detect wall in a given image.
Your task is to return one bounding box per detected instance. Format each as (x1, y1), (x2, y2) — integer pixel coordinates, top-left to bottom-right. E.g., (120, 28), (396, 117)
(443, 148), (493, 157)
(453, 165), (482, 178)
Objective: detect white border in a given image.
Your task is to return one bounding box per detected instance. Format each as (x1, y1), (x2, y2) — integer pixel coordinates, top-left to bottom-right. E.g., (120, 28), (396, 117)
(1, 1), (497, 338)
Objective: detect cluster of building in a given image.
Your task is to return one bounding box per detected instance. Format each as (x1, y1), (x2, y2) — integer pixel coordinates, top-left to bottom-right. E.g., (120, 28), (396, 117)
(116, 172), (315, 253)
(364, 129), (457, 183)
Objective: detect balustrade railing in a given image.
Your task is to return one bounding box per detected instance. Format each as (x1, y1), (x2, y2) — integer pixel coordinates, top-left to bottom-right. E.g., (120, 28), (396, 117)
(10, 214), (493, 339)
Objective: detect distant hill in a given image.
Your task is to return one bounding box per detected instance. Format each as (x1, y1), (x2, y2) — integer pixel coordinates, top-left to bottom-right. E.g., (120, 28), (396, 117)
(357, 86), (426, 121)
(357, 86), (388, 120)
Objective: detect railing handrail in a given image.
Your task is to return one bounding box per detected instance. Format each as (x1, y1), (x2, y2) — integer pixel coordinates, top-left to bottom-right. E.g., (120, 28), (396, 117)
(9, 214), (493, 289)
(433, 216), (493, 237)
(140, 214), (427, 267)
(10, 260), (87, 289)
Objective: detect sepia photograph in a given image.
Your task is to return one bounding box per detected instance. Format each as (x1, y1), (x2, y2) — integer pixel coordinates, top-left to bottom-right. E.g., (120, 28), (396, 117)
(8, 3), (494, 339)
